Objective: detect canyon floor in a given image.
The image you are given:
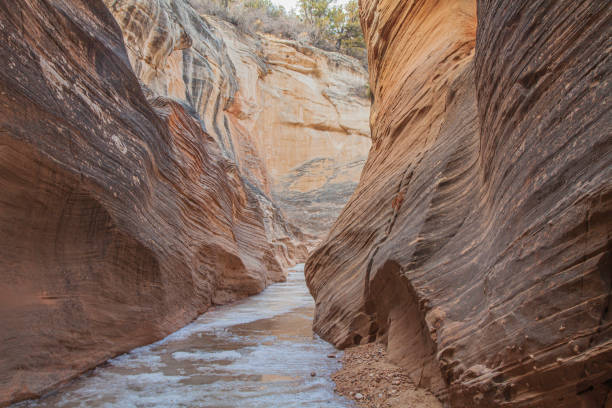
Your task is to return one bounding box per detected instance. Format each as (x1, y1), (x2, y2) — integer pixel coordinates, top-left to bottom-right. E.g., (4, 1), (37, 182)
(12, 266), (353, 408)
(10, 265), (443, 408)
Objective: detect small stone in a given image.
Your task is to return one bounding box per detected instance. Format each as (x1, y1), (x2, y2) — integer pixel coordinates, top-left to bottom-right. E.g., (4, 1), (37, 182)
(559, 324), (566, 331)
(392, 379), (400, 385)
(310, 372), (316, 377)
(354, 393), (364, 400)
(327, 354), (336, 358)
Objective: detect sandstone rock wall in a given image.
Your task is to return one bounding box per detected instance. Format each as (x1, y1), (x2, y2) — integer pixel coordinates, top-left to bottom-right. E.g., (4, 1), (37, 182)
(0, 0), (281, 404)
(104, 0), (372, 238)
(0, 0), (371, 404)
(306, 0), (611, 407)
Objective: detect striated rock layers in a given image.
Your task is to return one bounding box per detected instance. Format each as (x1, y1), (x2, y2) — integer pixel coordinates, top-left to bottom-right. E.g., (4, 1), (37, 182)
(0, 0), (370, 404)
(103, 0), (371, 238)
(306, 0), (611, 407)
(0, 0), (314, 404)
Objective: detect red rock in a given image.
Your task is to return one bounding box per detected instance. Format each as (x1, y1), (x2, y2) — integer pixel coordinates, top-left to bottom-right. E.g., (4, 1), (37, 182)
(0, 0), (279, 405)
(306, 0), (612, 407)
(0, 0), (374, 404)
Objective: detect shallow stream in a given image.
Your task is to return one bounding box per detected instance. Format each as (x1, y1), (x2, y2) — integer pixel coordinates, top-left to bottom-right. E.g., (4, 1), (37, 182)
(15, 265), (353, 408)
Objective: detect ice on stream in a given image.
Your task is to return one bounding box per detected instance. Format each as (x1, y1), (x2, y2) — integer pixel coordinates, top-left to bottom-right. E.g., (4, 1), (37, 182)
(14, 264), (354, 408)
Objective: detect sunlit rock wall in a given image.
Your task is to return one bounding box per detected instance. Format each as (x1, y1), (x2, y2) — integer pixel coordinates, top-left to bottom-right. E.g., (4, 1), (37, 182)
(306, 0), (612, 406)
(104, 0), (372, 238)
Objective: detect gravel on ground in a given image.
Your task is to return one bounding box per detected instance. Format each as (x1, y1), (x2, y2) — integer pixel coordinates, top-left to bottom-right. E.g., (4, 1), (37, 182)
(332, 343), (443, 408)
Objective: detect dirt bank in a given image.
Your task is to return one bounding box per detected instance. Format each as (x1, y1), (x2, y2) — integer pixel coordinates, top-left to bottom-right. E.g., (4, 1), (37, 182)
(332, 343), (443, 408)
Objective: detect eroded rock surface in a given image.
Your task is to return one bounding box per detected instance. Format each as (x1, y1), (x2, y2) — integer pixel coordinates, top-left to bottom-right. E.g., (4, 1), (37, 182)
(104, 0), (371, 238)
(1, 0), (283, 404)
(306, 1), (612, 406)
(0, 0), (371, 405)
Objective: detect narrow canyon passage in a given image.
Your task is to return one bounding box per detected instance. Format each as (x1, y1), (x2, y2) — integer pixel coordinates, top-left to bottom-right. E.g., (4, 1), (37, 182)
(13, 265), (353, 408)
(2, 0), (609, 406)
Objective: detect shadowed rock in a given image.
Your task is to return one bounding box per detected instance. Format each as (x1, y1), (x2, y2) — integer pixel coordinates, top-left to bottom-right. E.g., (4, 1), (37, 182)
(306, 0), (612, 406)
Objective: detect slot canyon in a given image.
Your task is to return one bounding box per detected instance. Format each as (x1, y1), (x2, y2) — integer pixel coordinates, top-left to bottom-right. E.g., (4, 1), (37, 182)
(0, 0), (610, 407)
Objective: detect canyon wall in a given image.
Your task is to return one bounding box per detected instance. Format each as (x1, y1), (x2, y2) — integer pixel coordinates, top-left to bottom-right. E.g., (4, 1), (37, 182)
(104, 0), (371, 237)
(0, 0), (369, 405)
(306, 0), (611, 407)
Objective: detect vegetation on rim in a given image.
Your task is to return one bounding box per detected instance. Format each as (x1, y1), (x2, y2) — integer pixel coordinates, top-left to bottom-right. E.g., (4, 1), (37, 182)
(189, 0), (367, 65)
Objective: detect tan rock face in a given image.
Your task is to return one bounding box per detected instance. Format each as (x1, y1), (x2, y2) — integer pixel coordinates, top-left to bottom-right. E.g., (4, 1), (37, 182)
(306, 0), (612, 407)
(1, 0), (285, 404)
(103, 0), (371, 238)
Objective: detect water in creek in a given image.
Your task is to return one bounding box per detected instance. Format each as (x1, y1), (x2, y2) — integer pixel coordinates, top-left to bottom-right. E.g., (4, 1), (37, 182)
(15, 264), (354, 408)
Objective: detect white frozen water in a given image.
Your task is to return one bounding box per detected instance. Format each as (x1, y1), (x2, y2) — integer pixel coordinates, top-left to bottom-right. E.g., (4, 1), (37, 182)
(13, 265), (354, 408)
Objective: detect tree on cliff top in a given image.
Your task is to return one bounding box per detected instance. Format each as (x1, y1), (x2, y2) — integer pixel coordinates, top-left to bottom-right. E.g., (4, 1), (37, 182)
(190, 0), (367, 65)
(297, 0), (365, 60)
(335, 0), (365, 57)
